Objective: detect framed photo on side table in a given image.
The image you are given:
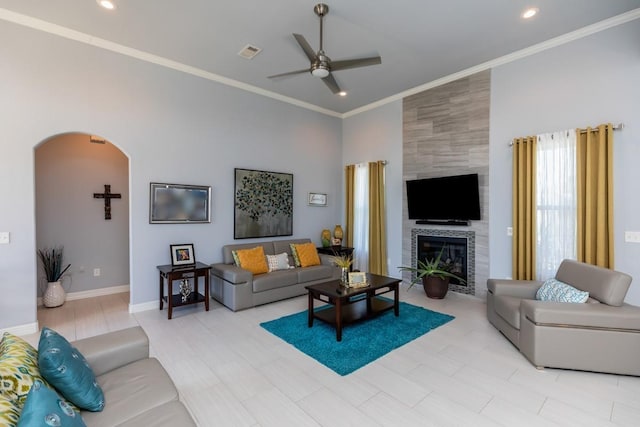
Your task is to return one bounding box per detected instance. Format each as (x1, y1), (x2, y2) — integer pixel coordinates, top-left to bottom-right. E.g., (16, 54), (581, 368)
(170, 244), (195, 267)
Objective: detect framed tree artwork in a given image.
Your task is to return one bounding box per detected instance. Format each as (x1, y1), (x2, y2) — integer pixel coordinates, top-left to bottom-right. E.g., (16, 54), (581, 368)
(234, 168), (293, 239)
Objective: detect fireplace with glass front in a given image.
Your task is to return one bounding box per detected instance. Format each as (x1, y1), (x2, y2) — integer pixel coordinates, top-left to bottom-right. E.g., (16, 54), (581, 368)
(411, 229), (475, 295)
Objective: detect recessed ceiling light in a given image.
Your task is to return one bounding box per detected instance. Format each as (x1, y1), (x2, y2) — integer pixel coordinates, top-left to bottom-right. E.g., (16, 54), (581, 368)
(338, 91), (347, 97)
(97, 0), (116, 10)
(522, 7), (539, 19)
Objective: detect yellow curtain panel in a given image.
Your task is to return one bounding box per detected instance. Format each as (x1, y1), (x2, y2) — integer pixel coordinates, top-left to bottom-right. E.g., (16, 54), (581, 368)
(344, 164), (355, 248)
(512, 136), (537, 280)
(368, 161), (388, 275)
(576, 123), (614, 268)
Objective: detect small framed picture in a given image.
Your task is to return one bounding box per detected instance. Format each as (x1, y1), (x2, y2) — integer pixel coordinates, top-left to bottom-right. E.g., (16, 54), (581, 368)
(170, 244), (195, 267)
(348, 272), (367, 287)
(308, 192), (327, 206)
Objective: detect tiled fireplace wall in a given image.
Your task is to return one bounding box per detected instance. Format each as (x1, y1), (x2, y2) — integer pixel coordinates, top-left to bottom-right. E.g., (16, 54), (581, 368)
(402, 71), (490, 297)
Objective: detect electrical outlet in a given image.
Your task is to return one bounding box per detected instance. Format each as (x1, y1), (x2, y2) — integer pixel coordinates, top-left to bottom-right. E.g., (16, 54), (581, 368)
(625, 231), (640, 243)
(93, 268), (101, 277)
(507, 227), (513, 237)
(0, 232), (9, 244)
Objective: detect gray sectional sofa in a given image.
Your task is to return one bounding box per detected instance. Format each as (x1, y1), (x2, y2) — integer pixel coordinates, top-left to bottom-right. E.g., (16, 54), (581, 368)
(487, 259), (640, 376)
(210, 238), (340, 311)
(73, 326), (195, 426)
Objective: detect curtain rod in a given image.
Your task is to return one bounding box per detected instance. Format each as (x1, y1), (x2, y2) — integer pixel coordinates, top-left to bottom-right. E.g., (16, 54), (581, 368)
(509, 123), (624, 146)
(579, 123), (624, 134)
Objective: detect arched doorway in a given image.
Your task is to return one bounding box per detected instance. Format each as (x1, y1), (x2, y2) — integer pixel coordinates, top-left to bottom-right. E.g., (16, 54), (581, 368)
(35, 132), (130, 308)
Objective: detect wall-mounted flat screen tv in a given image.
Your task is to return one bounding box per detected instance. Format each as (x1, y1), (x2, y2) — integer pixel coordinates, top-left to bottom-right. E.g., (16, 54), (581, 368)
(406, 173), (481, 224)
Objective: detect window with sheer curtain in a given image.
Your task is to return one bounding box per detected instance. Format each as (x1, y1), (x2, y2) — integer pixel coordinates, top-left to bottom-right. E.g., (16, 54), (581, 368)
(535, 130), (577, 280)
(353, 163), (369, 272)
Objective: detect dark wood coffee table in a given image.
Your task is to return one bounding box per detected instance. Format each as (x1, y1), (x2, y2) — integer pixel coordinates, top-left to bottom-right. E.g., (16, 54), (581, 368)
(306, 273), (400, 341)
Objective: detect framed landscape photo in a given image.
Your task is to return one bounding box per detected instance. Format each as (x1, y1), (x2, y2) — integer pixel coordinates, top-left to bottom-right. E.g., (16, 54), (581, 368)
(308, 192), (327, 206)
(234, 168), (293, 239)
(170, 244), (195, 267)
(150, 183), (211, 224)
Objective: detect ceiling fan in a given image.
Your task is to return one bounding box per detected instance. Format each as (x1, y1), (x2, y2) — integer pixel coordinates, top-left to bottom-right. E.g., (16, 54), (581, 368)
(268, 3), (382, 95)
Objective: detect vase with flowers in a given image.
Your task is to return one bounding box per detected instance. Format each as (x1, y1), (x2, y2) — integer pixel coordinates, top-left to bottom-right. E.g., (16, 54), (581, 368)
(329, 253), (353, 286)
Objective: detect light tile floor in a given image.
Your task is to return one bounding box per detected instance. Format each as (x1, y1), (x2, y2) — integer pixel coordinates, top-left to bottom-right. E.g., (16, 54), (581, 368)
(23, 288), (640, 427)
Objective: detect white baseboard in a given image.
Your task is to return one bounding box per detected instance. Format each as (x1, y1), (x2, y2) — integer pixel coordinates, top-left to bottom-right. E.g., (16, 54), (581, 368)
(129, 300), (158, 314)
(1, 322), (39, 336)
(37, 285), (130, 306)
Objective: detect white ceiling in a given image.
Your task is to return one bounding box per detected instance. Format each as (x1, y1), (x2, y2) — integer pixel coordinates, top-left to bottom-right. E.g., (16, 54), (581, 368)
(1, 0), (639, 115)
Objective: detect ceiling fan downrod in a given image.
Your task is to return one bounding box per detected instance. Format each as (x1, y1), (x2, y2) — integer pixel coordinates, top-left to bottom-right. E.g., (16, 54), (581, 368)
(314, 3), (329, 53)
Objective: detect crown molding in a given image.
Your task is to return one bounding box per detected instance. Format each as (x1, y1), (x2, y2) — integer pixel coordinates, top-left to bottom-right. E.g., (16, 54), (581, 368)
(342, 8), (640, 118)
(0, 8), (342, 118)
(1, 7), (638, 120)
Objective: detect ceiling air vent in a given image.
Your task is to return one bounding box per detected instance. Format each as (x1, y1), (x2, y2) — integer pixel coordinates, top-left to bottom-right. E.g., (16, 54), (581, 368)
(238, 44), (262, 60)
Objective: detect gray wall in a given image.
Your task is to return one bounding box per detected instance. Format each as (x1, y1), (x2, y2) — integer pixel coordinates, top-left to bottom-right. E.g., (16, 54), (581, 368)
(35, 134), (129, 295)
(341, 20), (640, 304)
(402, 71), (491, 297)
(2, 16), (639, 331)
(489, 19), (640, 303)
(0, 21), (342, 330)
(342, 101), (404, 277)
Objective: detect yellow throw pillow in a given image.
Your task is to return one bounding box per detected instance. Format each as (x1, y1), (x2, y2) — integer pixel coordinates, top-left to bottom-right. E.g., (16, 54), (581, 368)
(293, 243), (321, 267)
(0, 333), (49, 410)
(235, 246), (269, 275)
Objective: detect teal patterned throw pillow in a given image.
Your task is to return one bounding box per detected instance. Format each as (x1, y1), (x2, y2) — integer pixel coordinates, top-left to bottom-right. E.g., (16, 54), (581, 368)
(38, 328), (105, 412)
(536, 278), (589, 303)
(17, 380), (86, 427)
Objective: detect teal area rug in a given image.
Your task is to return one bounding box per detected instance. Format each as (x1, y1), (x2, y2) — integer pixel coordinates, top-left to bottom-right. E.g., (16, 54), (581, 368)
(260, 300), (454, 375)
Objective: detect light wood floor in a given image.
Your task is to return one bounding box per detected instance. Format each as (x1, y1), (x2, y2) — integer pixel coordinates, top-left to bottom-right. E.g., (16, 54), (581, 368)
(23, 289), (640, 427)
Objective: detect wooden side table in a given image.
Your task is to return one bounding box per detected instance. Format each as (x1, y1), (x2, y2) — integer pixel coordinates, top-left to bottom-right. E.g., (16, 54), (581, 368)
(316, 246), (355, 271)
(157, 261), (210, 319)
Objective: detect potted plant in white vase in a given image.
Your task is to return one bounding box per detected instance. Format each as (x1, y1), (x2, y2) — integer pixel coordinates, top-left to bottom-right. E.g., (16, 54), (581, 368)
(37, 246), (71, 308)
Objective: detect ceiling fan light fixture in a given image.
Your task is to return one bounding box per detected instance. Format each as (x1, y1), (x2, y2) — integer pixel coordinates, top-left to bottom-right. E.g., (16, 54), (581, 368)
(338, 91), (347, 97)
(311, 67), (330, 78)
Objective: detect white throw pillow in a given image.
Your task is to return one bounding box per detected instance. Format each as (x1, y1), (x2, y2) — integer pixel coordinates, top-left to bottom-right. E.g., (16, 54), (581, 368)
(266, 253), (291, 272)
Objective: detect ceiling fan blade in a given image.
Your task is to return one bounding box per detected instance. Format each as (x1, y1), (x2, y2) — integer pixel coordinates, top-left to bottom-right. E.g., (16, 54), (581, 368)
(321, 73), (341, 94)
(293, 33), (317, 62)
(330, 56), (382, 72)
(268, 69), (309, 79)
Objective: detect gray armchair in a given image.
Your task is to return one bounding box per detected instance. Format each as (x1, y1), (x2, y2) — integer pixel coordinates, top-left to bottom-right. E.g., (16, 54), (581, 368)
(487, 259), (640, 376)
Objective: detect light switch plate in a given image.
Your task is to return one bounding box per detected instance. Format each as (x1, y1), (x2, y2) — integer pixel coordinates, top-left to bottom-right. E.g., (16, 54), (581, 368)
(0, 232), (9, 244)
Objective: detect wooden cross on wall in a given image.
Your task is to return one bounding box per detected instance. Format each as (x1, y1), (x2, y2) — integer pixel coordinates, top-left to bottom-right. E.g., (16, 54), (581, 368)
(93, 184), (121, 220)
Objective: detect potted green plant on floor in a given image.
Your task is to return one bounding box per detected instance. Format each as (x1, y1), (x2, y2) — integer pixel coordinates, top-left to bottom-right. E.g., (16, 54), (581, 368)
(398, 246), (466, 299)
(37, 246), (71, 308)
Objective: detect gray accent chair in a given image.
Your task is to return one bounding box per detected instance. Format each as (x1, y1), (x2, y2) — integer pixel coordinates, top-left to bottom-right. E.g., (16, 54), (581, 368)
(210, 238), (340, 311)
(73, 327), (196, 426)
(487, 259), (640, 376)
